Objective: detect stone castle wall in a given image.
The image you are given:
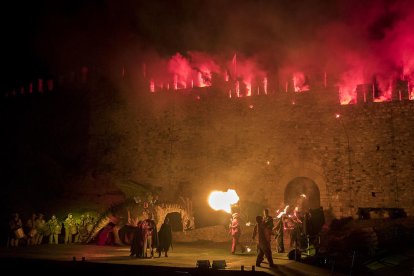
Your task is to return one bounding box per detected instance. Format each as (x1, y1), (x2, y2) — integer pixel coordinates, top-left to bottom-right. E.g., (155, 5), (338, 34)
(89, 82), (414, 218)
(2, 78), (413, 220)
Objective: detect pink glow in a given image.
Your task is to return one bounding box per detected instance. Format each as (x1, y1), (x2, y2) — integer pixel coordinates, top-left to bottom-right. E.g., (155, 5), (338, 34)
(38, 79), (43, 93)
(338, 68), (364, 105)
(47, 80), (53, 91)
(374, 75), (393, 102)
(173, 74), (178, 90)
(140, 1), (414, 106)
(292, 72), (310, 92)
(228, 57), (266, 97)
(146, 52), (267, 97)
(189, 51), (220, 87)
(168, 53), (191, 89)
(150, 79), (155, 93)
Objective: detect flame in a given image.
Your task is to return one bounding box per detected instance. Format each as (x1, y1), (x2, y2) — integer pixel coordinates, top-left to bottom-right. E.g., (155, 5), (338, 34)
(293, 72), (310, 92)
(150, 79), (155, 93)
(373, 75), (393, 102)
(338, 68), (364, 104)
(277, 205), (289, 218)
(208, 189), (239, 213)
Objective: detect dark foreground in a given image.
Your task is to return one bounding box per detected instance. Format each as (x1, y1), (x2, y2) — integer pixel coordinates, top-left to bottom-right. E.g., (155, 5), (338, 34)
(0, 242), (337, 276)
(0, 258), (269, 275)
(0, 242), (412, 275)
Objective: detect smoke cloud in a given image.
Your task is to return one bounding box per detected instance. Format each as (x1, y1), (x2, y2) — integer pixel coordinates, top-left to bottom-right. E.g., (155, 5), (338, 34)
(3, 0), (414, 102)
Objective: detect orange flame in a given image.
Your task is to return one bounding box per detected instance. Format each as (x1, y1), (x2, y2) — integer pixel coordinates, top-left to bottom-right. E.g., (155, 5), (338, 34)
(208, 189), (239, 213)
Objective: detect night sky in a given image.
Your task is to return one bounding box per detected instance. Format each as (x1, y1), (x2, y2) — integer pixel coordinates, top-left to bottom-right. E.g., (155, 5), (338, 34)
(0, 1), (347, 81)
(2, 0), (413, 94)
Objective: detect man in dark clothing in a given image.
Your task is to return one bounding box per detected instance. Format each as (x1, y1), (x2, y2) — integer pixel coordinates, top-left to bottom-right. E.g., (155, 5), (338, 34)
(130, 220), (144, 258)
(252, 216), (275, 268)
(157, 217), (173, 257)
(263, 209), (274, 240)
(273, 210), (285, 253)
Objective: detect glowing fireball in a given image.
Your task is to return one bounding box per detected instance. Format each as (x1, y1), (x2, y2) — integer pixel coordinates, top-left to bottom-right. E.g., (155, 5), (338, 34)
(208, 189), (239, 213)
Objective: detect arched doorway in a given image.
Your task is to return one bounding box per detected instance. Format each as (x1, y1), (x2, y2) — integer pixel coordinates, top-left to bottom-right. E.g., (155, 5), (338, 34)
(284, 177), (320, 211)
(165, 212), (183, 232)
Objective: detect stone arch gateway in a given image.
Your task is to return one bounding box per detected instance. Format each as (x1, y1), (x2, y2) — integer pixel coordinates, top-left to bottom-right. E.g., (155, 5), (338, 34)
(268, 160), (329, 213)
(284, 177), (320, 211)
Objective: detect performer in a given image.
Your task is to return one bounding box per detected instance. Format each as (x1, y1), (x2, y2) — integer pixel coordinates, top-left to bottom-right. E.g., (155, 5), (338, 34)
(252, 216), (275, 268)
(263, 209), (274, 239)
(273, 210), (285, 253)
(229, 212), (245, 254)
(130, 220), (144, 258)
(290, 208), (303, 249)
(64, 213), (77, 244)
(26, 213), (37, 245)
(157, 217), (173, 257)
(47, 214), (61, 244)
(97, 222), (115, 246)
(9, 213), (24, 247)
(34, 213), (46, 245)
(141, 211), (158, 258)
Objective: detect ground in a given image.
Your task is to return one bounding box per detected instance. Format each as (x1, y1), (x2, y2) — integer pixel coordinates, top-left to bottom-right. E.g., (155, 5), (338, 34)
(0, 242), (339, 275)
(1, 241), (412, 275)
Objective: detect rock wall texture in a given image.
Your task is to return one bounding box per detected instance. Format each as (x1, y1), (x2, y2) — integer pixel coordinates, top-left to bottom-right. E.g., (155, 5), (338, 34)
(2, 77), (413, 220)
(88, 78), (414, 218)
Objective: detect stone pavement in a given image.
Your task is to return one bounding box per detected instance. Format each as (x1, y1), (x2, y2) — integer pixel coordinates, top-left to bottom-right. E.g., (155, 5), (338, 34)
(0, 242), (342, 275)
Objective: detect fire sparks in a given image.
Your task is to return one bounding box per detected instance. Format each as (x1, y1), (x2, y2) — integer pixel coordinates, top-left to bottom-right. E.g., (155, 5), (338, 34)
(208, 189), (239, 214)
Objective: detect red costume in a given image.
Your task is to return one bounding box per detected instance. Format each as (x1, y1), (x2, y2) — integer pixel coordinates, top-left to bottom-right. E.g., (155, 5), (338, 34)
(252, 216), (275, 268)
(229, 213), (244, 254)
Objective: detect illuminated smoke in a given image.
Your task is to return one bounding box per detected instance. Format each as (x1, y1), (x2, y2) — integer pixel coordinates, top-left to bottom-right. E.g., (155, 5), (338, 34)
(338, 68), (365, 104)
(147, 52), (267, 97)
(19, 1), (413, 106)
(293, 72), (310, 92)
(168, 53), (191, 89)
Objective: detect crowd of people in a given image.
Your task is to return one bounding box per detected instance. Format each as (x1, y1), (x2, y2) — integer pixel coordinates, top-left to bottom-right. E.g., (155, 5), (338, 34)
(7, 206), (317, 269)
(130, 210), (173, 258)
(7, 212), (96, 247)
(229, 207), (318, 268)
(7, 208), (174, 260)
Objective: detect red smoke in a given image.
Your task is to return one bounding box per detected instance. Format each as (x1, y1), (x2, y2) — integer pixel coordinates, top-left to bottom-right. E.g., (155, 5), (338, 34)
(143, 1), (414, 103)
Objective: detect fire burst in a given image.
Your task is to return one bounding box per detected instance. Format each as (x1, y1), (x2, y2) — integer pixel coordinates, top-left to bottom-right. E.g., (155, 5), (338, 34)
(208, 189), (239, 213)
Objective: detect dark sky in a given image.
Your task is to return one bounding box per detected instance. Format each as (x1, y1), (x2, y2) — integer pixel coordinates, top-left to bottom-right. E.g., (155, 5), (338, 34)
(1, 1), (337, 78)
(2, 0), (412, 88)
